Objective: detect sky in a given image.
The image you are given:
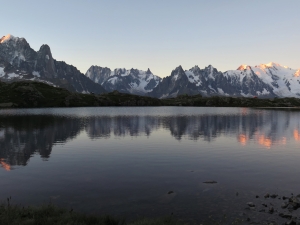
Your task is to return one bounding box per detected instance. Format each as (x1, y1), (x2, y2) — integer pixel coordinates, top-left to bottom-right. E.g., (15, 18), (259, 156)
(1, 0), (300, 77)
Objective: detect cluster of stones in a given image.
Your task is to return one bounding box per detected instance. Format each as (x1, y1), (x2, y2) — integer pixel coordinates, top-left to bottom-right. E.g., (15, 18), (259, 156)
(246, 193), (300, 225)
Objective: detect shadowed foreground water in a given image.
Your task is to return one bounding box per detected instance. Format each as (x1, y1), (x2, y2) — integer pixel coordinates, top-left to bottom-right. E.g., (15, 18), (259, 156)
(0, 107), (299, 224)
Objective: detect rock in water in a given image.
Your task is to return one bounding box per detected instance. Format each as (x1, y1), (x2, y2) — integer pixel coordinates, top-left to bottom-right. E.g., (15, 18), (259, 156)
(247, 202), (255, 207)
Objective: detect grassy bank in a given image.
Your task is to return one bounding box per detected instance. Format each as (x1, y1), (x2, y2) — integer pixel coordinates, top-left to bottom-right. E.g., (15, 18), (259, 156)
(0, 201), (183, 225)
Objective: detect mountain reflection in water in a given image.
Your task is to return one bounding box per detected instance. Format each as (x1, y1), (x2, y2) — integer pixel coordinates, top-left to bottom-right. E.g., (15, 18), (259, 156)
(0, 108), (299, 169)
(0, 107), (300, 224)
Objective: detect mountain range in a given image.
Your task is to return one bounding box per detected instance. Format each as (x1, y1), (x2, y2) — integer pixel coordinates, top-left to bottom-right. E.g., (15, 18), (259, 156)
(1, 34), (300, 98)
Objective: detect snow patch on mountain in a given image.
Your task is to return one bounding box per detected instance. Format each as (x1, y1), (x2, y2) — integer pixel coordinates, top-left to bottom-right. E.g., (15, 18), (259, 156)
(217, 88), (226, 95)
(108, 76), (118, 85)
(0, 67), (4, 77)
(32, 71), (41, 77)
(185, 70), (202, 86)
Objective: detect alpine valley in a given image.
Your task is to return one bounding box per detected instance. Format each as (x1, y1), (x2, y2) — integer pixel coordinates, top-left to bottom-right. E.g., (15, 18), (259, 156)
(1, 34), (300, 98)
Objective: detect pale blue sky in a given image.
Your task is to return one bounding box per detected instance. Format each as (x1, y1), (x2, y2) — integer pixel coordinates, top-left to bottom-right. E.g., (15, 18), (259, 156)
(2, 0), (300, 77)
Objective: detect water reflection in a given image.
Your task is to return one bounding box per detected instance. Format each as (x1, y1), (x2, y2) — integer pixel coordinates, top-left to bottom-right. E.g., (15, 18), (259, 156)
(0, 116), (83, 168)
(0, 109), (299, 169)
(294, 129), (300, 141)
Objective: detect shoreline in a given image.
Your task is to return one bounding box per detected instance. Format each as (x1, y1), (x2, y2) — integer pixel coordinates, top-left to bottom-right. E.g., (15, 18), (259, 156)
(1, 81), (300, 109)
(2, 192), (300, 225)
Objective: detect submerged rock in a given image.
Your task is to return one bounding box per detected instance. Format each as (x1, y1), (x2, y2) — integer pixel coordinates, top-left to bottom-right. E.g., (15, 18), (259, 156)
(279, 212), (292, 219)
(247, 202), (255, 207)
(281, 202), (289, 209)
(264, 193), (270, 198)
(270, 194), (278, 198)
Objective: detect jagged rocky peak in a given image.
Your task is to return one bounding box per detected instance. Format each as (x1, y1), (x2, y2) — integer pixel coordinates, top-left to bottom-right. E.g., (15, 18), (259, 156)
(187, 66), (202, 77)
(129, 68), (140, 75)
(35, 44), (56, 79)
(146, 68), (152, 74)
(87, 65), (111, 73)
(37, 44), (53, 60)
(202, 65), (219, 75)
(172, 65), (185, 73)
(190, 65), (200, 71)
(168, 65), (188, 83)
(113, 68), (126, 76)
(38, 44), (51, 53)
(205, 64), (216, 71)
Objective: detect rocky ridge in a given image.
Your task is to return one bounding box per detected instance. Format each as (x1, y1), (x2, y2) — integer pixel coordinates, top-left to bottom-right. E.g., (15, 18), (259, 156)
(0, 34), (106, 94)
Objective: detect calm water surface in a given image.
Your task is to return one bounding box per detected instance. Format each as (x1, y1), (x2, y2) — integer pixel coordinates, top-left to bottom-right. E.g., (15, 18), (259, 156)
(0, 107), (300, 223)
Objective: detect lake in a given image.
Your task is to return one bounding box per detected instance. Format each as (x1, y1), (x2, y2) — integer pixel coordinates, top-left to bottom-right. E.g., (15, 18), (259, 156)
(0, 107), (300, 224)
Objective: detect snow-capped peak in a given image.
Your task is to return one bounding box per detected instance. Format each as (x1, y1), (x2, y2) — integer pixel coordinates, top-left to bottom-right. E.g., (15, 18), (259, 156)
(262, 62), (282, 68)
(295, 69), (300, 77)
(234, 62), (300, 97)
(237, 62), (289, 72)
(237, 65), (251, 71)
(0, 34), (13, 44)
